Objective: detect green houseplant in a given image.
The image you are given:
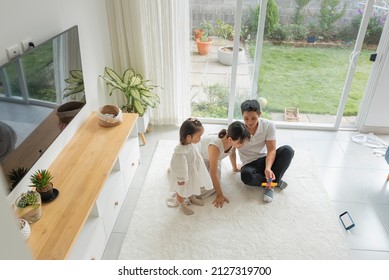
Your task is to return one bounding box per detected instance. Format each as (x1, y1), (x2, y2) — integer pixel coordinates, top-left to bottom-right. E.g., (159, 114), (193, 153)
(100, 67), (160, 117)
(56, 69), (86, 124)
(30, 169), (55, 202)
(196, 20), (213, 55)
(63, 70), (85, 101)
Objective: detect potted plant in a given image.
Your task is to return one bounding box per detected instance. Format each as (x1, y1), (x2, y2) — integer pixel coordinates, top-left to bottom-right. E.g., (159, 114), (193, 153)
(195, 20), (213, 55)
(193, 28), (205, 40)
(214, 18), (234, 40)
(307, 24), (319, 43)
(14, 190), (42, 223)
(196, 33), (213, 55)
(56, 69), (86, 124)
(30, 169), (57, 202)
(100, 67), (161, 135)
(217, 45), (246, 66)
(7, 167), (29, 192)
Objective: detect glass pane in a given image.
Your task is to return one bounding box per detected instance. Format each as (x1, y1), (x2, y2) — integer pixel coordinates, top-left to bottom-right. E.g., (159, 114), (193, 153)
(342, 3), (388, 128)
(254, 0), (359, 125)
(20, 41), (56, 103)
(240, 0), (380, 126)
(190, 1), (239, 120)
(0, 62), (22, 98)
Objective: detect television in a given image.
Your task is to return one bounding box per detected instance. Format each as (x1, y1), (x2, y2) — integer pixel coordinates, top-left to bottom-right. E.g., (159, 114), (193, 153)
(0, 25), (85, 192)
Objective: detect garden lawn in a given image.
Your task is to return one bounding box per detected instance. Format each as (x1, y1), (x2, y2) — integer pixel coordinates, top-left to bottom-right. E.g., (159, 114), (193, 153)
(256, 43), (372, 115)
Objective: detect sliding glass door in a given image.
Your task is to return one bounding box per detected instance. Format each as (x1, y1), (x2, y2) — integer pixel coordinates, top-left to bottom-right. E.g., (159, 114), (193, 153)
(189, 0), (386, 129)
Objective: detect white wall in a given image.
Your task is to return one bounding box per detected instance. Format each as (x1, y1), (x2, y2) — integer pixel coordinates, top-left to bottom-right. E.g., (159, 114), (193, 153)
(0, 0), (114, 258)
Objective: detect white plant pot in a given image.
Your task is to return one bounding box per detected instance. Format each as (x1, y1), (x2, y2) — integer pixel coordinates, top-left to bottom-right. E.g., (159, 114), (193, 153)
(18, 219), (31, 240)
(217, 46), (245, 66)
(137, 110), (150, 133)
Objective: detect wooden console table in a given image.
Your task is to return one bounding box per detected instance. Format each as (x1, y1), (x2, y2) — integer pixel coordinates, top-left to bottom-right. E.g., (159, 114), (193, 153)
(27, 112), (139, 259)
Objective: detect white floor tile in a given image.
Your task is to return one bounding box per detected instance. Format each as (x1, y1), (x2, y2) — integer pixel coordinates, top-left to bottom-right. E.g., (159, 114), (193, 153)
(374, 204), (389, 233)
(363, 179), (389, 205)
(337, 141), (388, 169)
(294, 140), (345, 167)
(102, 233), (126, 260)
(332, 201), (389, 251)
(350, 249), (389, 260)
(318, 167), (369, 203)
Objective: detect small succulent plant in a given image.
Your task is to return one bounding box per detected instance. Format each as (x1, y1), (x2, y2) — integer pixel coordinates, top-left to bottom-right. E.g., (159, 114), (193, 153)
(16, 191), (39, 208)
(30, 169), (54, 191)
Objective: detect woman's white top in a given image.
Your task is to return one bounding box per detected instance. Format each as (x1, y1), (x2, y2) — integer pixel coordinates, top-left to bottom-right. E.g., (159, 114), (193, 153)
(198, 136), (230, 162)
(169, 143), (213, 197)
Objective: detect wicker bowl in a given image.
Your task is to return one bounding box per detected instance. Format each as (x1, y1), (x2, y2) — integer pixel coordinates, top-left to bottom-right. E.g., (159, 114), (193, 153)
(97, 105), (123, 127)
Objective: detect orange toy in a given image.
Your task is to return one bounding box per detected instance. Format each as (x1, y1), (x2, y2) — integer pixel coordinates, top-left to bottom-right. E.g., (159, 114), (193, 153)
(261, 179), (278, 189)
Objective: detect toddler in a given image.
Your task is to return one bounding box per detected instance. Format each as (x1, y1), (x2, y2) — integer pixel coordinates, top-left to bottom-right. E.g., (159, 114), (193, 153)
(169, 118), (213, 215)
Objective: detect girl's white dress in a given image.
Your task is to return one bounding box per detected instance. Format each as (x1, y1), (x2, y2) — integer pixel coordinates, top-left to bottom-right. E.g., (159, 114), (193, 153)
(169, 143), (213, 198)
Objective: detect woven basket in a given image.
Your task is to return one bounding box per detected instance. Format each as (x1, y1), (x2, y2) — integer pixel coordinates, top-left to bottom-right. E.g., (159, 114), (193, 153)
(97, 105), (123, 127)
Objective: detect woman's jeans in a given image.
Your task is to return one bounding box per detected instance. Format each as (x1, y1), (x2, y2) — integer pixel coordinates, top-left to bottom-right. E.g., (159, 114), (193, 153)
(240, 145), (294, 186)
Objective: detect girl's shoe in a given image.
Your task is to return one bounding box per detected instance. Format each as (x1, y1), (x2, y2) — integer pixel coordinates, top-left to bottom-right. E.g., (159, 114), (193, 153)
(178, 201), (194, 215)
(189, 195), (204, 206)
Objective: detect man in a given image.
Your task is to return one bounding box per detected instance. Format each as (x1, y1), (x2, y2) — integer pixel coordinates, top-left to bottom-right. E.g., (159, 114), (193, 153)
(232, 99), (294, 202)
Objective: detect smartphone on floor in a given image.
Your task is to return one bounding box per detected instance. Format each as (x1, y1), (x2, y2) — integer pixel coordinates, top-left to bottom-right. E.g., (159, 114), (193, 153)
(339, 211), (355, 230)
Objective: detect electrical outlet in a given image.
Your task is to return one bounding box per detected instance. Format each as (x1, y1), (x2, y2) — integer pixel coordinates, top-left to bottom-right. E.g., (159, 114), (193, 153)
(21, 38), (33, 52)
(6, 44), (21, 60)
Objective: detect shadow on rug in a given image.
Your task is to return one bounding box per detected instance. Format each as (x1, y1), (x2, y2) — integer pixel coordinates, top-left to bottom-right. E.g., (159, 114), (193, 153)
(119, 140), (350, 260)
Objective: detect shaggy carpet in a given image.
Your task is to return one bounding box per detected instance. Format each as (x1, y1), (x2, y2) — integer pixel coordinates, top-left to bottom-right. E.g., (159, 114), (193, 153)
(119, 140), (350, 260)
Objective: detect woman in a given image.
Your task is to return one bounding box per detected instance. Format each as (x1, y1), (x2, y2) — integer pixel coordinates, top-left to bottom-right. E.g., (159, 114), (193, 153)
(198, 121), (250, 208)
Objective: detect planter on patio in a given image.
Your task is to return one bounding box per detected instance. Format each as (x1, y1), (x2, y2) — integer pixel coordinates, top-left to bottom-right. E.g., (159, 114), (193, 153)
(217, 46), (245, 66)
(196, 38), (213, 55)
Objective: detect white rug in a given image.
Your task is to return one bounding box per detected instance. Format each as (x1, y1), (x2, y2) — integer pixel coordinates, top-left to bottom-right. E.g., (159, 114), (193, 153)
(119, 140), (350, 260)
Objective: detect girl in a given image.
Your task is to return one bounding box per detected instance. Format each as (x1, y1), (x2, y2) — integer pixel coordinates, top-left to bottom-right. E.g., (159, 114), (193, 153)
(169, 118), (213, 215)
(198, 121), (250, 208)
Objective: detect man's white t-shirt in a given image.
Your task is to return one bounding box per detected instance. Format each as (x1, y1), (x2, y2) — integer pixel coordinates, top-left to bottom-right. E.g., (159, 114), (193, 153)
(238, 118), (276, 166)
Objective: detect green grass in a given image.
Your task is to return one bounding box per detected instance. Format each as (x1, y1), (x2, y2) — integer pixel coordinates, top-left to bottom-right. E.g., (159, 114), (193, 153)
(255, 42), (373, 116)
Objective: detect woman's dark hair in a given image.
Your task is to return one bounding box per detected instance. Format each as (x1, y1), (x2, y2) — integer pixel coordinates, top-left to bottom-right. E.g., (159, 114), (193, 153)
(241, 99), (261, 114)
(226, 121), (250, 143)
(179, 118), (203, 145)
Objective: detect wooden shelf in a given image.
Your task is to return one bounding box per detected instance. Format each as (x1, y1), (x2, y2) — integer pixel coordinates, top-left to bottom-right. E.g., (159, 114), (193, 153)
(27, 112), (138, 259)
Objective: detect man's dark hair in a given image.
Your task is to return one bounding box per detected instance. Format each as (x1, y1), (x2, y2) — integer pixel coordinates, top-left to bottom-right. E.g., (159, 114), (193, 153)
(240, 99), (261, 114)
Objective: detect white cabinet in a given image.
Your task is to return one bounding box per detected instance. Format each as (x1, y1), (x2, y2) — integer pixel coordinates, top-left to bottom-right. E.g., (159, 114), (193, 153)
(120, 137), (140, 191)
(26, 113), (140, 260)
(68, 216), (106, 260)
(97, 170), (126, 237)
(69, 133), (140, 259)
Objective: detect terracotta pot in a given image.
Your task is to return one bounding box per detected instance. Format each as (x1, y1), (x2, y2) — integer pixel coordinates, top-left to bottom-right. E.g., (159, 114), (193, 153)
(194, 29), (205, 39)
(196, 38), (212, 55)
